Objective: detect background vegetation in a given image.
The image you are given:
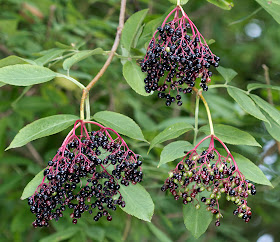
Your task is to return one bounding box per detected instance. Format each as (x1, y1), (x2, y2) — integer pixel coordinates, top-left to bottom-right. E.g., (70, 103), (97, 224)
(0, 0), (279, 241)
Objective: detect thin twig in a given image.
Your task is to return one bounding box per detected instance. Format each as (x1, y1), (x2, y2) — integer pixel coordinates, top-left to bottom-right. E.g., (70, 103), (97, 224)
(122, 214), (132, 241)
(229, 7), (262, 26)
(26, 143), (44, 166)
(0, 44), (14, 56)
(262, 64), (273, 105)
(80, 0), (127, 119)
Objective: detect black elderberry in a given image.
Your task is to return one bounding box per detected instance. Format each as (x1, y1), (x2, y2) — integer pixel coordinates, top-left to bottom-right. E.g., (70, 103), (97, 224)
(141, 6), (220, 107)
(27, 120), (144, 227)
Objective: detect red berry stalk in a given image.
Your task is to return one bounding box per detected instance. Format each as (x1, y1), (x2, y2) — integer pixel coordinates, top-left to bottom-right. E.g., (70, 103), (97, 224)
(141, 6), (220, 107)
(28, 120), (143, 228)
(161, 135), (256, 226)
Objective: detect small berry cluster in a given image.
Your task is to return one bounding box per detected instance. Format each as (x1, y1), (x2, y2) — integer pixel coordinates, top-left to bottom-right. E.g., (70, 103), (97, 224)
(28, 120), (143, 228)
(141, 6), (220, 107)
(161, 135), (255, 226)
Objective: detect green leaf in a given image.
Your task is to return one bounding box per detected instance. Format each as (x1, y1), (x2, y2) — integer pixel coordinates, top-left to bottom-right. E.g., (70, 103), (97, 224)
(119, 183), (154, 222)
(21, 169), (45, 200)
(168, 0), (189, 5)
(216, 66), (237, 83)
(6, 114), (78, 150)
(256, 0), (280, 24)
(0, 64), (57, 86)
(207, 0), (234, 10)
(232, 152), (273, 187)
(39, 227), (80, 242)
(250, 94), (280, 124)
(183, 195), (213, 239)
(35, 48), (65, 66)
(264, 115), (280, 142)
(62, 48), (103, 70)
(149, 123), (193, 152)
(200, 124), (261, 147)
(86, 226), (105, 242)
(158, 141), (193, 167)
(247, 83), (280, 92)
(123, 60), (152, 96)
(227, 87), (269, 123)
(121, 9), (149, 51)
(137, 17), (163, 48)
(0, 55), (35, 68)
(147, 223), (172, 242)
(93, 111), (147, 142)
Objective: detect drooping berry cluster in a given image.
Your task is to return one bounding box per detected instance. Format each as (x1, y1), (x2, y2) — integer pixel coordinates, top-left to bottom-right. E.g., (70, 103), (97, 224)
(161, 135), (255, 226)
(27, 120), (143, 228)
(141, 6), (220, 106)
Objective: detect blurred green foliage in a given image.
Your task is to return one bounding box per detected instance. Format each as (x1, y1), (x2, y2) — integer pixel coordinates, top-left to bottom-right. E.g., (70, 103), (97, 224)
(0, 0), (280, 241)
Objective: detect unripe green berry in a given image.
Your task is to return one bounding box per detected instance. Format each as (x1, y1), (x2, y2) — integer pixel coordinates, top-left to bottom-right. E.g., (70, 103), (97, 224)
(216, 214), (221, 219)
(192, 155), (199, 161)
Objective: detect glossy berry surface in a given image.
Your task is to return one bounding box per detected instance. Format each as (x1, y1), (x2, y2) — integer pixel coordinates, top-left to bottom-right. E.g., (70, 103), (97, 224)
(28, 120), (143, 228)
(141, 6), (220, 106)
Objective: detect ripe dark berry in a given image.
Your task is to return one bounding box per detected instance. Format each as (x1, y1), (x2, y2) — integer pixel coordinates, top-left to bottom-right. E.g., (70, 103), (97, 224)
(201, 197), (206, 202)
(27, 120), (144, 227)
(178, 164), (184, 170)
(141, 6), (220, 106)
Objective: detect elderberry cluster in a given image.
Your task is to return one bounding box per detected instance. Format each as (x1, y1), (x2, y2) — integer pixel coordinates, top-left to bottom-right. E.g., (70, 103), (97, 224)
(141, 7), (220, 106)
(161, 143), (255, 226)
(28, 122), (143, 228)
